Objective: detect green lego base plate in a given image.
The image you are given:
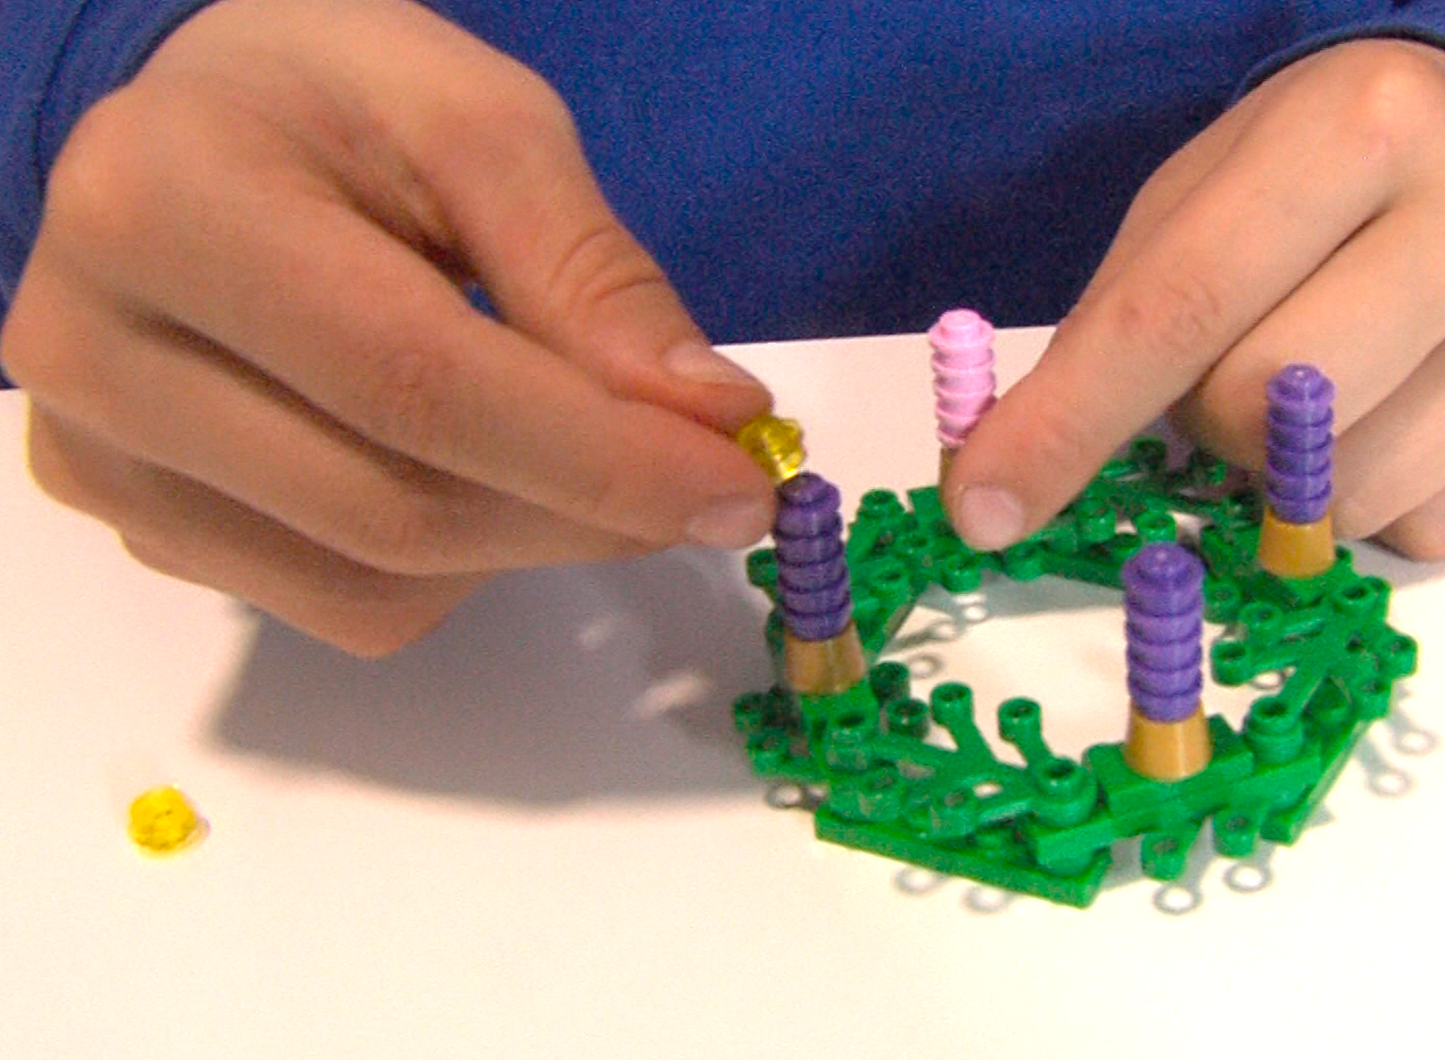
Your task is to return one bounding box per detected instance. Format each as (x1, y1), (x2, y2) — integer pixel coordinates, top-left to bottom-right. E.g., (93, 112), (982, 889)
(733, 439), (1419, 908)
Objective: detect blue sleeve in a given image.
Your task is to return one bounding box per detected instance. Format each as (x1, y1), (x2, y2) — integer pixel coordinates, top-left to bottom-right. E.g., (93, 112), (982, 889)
(1242, 0), (1445, 92)
(5, 0), (1445, 390)
(0, 0), (220, 340)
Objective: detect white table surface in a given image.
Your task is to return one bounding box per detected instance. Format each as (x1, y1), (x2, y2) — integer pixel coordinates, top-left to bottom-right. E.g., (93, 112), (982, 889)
(3, 328), (1444, 1058)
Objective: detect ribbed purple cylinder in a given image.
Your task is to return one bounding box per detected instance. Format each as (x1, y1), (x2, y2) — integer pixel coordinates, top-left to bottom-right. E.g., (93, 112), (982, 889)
(774, 472), (853, 641)
(1123, 543), (1204, 723)
(1266, 364), (1335, 525)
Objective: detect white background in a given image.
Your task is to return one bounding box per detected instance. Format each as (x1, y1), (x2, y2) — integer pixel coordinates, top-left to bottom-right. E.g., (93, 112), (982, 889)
(3, 329), (1443, 1058)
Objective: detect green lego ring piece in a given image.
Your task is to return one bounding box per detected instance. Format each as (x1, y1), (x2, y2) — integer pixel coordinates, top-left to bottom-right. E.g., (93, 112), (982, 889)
(733, 439), (1419, 908)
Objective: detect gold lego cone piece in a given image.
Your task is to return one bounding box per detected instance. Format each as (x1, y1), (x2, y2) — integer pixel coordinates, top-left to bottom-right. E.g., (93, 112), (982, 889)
(1123, 704), (1212, 782)
(783, 622), (868, 695)
(1257, 509), (1336, 580)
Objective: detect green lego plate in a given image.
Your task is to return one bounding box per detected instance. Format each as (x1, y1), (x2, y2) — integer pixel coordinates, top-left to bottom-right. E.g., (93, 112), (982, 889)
(734, 439), (1418, 908)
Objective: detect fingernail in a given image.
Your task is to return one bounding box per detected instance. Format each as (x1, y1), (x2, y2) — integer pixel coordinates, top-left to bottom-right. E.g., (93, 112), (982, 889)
(663, 340), (763, 388)
(950, 485), (1025, 552)
(686, 495), (773, 548)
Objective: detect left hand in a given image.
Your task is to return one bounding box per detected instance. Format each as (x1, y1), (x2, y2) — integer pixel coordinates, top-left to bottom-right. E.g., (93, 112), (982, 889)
(945, 37), (1445, 561)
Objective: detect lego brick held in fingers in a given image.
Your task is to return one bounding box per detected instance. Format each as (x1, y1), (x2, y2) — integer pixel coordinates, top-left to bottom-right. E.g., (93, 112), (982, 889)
(736, 412), (806, 485)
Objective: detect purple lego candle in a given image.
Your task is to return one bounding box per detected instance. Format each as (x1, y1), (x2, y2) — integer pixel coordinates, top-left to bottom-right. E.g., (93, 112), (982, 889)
(929, 309), (997, 449)
(1265, 364), (1334, 525)
(774, 472), (853, 642)
(1123, 543), (1204, 723)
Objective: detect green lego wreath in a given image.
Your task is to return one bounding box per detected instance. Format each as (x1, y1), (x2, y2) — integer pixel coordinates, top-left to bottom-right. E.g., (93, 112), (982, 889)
(732, 438), (1418, 908)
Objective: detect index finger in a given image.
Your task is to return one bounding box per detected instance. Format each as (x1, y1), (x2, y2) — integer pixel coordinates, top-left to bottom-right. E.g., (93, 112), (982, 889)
(181, 198), (777, 550)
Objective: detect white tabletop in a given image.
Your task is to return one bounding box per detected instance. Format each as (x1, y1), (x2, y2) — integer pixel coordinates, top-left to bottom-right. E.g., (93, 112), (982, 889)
(3, 329), (1444, 1058)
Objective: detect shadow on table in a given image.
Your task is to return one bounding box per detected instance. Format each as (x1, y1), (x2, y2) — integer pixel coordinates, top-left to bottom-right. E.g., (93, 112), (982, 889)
(208, 547), (772, 805)
(205, 518), (1444, 811)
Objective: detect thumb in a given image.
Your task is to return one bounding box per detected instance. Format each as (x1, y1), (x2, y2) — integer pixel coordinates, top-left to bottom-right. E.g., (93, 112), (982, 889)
(941, 289), (1223, 551)
(941, 329), (1132, 552)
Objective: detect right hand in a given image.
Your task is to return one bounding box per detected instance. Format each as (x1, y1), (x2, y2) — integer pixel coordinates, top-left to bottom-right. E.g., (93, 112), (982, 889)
(1, 0), (775, 655)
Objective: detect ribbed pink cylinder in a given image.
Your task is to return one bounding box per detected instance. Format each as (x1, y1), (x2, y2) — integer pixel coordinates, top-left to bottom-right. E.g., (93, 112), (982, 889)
(929, 308), (997, 448)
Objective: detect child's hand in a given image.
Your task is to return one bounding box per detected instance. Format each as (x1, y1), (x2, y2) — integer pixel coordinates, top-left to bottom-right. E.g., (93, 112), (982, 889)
(1, 0), (774, 654)
(946, 38), (1445, 561)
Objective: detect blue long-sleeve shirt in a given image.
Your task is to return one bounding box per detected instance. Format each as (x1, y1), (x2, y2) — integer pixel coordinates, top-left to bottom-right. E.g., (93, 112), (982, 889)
(3, 0), (1445, 385)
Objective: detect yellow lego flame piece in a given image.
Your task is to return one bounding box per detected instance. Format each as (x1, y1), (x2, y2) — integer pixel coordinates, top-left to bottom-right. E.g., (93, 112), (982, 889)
(736, 413), (806, 484)
(128, 786), (206, 855)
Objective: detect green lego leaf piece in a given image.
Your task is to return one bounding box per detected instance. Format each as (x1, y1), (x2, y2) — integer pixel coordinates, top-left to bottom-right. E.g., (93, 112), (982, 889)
(733, 437), (1418, 908)
(815, 807), (1112, 908)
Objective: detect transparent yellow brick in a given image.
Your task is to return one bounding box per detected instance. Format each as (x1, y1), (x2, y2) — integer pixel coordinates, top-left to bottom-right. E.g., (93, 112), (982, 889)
(128, 786), (206, 855)
(736, 413), (805, 484)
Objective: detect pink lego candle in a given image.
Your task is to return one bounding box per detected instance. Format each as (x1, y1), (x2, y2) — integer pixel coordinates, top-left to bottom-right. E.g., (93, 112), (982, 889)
(929, 308), (997, 450)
